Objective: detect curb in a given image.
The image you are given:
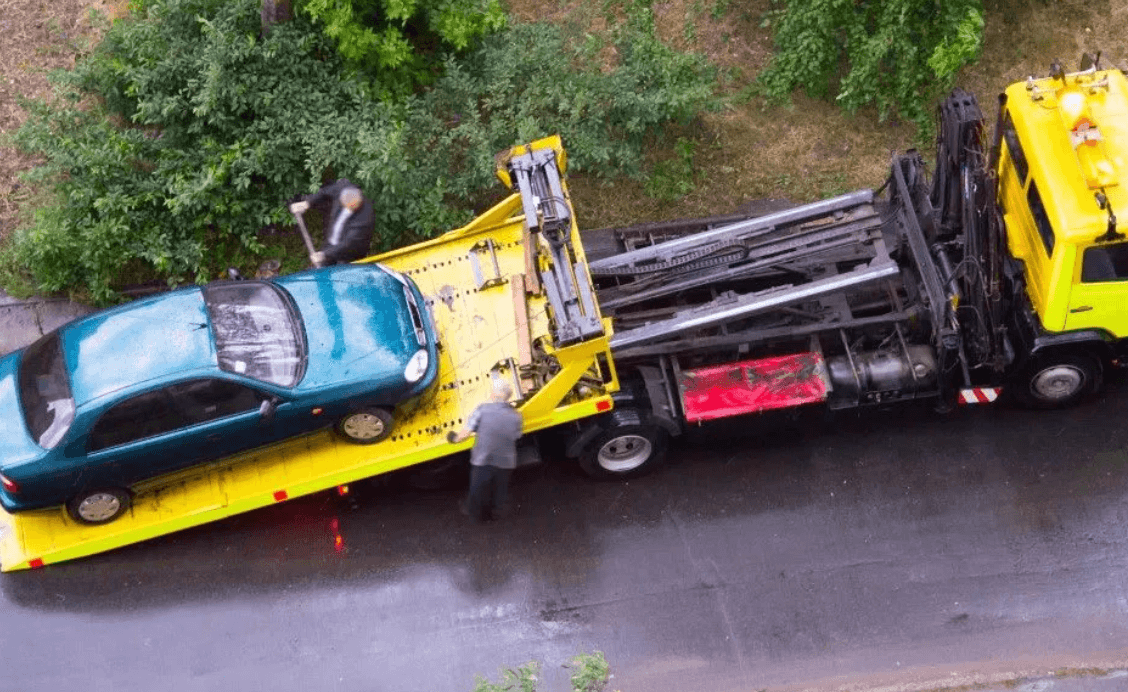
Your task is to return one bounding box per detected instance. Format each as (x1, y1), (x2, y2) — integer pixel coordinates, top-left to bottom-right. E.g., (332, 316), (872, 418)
(0, 290), (95, 356)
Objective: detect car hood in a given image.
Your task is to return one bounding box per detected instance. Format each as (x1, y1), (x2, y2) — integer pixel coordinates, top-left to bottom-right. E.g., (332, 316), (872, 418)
(0, 351), (43, 469)
(279, 267), (420, 388)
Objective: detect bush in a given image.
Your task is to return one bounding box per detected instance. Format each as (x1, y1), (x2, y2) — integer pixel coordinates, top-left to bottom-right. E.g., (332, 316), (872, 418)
(757, 0), (984, 132)
(297, 0), (508, 97)
(4, 0), (715, 303)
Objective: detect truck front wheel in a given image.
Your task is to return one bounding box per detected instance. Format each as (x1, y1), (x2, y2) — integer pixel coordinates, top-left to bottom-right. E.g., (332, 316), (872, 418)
(1013, 353), (1101, 409)
(578, 421), (668, 480)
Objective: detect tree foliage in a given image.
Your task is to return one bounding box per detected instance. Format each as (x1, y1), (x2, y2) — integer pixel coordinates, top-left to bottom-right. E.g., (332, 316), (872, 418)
(298, 0), (507, 95)
(757, 0), (984, 131)
(4, 0), (715, 303)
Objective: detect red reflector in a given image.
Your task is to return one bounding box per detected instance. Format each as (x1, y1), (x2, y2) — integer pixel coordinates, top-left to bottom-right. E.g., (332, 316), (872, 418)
(0, 474), (19, 493)
(336, 485), (350, 496)
(273, 490), (288, 502)
(595, 399), (612, 412)
(28, 558), (44, 569)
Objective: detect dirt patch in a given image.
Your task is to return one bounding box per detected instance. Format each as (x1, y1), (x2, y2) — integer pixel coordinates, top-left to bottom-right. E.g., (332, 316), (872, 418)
(0, 0), (130, 240)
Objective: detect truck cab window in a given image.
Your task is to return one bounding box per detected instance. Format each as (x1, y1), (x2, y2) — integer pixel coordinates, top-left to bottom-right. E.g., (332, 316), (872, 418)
(1027, 181), (1055, 258)
(1002, 111), (1029, 183)
(1081, 243), (1128, 283)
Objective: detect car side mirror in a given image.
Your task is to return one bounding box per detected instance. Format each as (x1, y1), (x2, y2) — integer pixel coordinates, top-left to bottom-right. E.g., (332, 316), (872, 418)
(259, 398), (278, 422)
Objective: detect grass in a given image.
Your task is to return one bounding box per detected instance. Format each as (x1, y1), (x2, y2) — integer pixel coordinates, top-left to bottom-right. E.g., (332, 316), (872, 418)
(532, 0), (1128, 229)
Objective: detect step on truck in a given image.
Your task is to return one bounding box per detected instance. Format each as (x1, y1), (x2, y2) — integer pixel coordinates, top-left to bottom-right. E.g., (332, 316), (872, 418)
(564, 55), (1128, 479)
(0, 136), (620, 571)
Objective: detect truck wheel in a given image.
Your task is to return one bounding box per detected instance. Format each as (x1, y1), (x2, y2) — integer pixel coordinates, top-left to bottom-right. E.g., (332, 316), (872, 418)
(1013, 354), (1100, 409)
(336, 407), (394, 444)
(67, 487), (131, 525)
(579, 422), (668, 480)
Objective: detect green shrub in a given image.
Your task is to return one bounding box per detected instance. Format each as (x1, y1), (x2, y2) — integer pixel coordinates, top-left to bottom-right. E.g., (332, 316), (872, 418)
(298, 0), (507, 97)
(757, 0), (984, 132)
(4, 0), (715, 303)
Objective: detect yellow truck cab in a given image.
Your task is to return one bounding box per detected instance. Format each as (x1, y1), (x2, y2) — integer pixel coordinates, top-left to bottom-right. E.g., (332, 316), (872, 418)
(997, 64), (1128, 337)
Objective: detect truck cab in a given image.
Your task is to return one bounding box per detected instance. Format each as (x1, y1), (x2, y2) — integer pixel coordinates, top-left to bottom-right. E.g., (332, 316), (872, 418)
(996, 65), (1128, 338)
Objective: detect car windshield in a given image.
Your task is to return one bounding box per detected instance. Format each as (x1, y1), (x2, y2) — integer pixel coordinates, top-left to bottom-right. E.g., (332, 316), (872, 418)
(204, 282), (304, 387)
(17, 332), (76, 449)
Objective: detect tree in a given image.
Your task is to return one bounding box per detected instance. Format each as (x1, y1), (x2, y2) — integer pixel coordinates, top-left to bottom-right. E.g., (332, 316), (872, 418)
(757, 0), (984, 132)
(297, 0), (507, 96)
(260, 0), (292, 35)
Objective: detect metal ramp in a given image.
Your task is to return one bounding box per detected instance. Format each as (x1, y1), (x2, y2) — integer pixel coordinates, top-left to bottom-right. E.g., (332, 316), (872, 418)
(592, 190), (906, 360)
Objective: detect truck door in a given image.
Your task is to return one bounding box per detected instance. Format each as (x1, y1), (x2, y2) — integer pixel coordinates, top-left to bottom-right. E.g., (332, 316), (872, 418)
(1064, 240), (1128, 337)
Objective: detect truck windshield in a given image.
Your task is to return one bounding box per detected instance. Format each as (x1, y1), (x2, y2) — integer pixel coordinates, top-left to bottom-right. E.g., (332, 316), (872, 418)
(17, 332), (75, 449)
(204, 283), (305, 387)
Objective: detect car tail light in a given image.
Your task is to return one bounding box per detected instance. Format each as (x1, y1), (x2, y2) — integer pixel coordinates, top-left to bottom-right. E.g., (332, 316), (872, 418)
(0, 473), (19, 494)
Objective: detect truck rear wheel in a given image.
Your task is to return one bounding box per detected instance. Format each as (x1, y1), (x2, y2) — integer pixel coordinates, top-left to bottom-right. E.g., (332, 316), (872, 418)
(578, 420), (668, 480)
(1013, 353), (1100, 409)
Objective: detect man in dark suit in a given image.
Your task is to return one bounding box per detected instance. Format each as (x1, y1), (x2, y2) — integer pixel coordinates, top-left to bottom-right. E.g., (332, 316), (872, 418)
(289, 179), (375, 267)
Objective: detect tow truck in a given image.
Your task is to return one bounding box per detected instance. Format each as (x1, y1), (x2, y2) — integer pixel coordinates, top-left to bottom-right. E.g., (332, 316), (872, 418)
(2, 56), (1126, 571)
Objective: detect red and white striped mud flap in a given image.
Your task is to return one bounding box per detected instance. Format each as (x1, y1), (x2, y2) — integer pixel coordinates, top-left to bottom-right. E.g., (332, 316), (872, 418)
(958, 387), (1001, 405)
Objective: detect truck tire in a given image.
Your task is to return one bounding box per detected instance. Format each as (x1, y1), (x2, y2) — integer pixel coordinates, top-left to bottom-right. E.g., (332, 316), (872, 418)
(1012, 353), (1101, 409)
(578, 417), (668, 480)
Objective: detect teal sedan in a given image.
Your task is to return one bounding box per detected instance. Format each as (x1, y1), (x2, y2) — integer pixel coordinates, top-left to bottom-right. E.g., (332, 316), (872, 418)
(0, 263), (438, 524)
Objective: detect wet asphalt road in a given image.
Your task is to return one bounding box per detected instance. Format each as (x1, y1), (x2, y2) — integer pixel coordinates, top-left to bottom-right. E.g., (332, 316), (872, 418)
(5, 385), (1128, 692)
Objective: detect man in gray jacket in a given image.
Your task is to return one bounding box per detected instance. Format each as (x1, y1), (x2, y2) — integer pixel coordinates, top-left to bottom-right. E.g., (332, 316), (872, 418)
(448, 379), (524, 523)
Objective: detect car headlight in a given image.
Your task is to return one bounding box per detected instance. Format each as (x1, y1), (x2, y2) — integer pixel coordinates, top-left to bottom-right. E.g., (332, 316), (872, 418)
(404, 349), (429, 383)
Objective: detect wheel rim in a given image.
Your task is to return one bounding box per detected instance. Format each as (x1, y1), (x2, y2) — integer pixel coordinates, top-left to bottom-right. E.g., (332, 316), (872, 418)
(1030, 365), (1086, 401)
(597, 434), (653, 473)
(343, 412), (386, 440)
(77, 493), (122, 523)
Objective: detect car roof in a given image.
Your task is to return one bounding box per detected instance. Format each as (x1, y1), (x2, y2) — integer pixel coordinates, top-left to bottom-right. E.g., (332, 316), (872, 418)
(60, 288), (218, 406)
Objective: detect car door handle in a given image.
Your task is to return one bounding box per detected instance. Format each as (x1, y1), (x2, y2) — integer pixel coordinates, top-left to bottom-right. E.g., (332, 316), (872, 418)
(206, 434), (223, 442)
(1070, 305), (1093, 313)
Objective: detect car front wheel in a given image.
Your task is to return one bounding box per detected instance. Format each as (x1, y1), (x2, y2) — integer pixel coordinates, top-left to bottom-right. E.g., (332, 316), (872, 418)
(336, 407), (395, 444)
(67, 488), (131, 525)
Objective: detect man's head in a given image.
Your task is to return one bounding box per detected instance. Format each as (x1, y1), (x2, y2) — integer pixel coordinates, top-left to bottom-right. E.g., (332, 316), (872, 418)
(490, 378), (513, 402)
(339, 186), (363, 212)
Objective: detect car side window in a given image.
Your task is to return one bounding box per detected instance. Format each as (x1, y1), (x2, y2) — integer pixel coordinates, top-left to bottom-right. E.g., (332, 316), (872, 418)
(89, 390), (185, 452)
(169, 379), (265, 425)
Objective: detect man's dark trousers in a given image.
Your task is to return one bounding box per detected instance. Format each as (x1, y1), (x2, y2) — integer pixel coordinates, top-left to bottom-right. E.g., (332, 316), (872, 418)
(466, 464), (513, 521)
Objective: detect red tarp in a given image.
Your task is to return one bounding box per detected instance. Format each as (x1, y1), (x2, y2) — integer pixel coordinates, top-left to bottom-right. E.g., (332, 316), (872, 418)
(679, 352), (828, 423)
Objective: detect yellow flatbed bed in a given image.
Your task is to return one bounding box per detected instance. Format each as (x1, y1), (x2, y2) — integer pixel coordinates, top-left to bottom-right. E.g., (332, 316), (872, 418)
(0, 138), (616, 571)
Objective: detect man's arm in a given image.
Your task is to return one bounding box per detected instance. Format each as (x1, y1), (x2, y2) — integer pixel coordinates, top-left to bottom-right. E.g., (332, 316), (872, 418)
(447, 406), (482, 443)
(306, 179), (347, 207)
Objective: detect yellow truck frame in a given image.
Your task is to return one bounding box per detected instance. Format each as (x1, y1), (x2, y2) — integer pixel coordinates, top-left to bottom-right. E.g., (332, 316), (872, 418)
(0, 136), (618, 571)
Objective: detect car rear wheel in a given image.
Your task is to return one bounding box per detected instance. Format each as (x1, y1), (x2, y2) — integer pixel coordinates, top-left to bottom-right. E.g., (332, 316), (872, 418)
(336, 407), (394, 444)
(67, 488), (131, 525)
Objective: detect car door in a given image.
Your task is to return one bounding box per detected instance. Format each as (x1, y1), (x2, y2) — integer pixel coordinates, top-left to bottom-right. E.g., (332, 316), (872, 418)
(83, 388), (196, 489)
(83, 379), (273, 489)
(163, 378), (275, 467)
